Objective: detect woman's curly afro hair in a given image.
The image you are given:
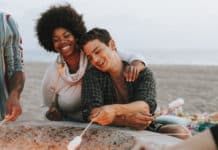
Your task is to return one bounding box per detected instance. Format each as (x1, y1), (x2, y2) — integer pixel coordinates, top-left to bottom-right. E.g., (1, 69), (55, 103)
(35, 4), (87, 52)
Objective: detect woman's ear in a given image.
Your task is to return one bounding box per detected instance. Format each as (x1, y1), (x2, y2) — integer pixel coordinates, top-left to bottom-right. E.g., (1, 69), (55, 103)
(109, 39), (116, 51)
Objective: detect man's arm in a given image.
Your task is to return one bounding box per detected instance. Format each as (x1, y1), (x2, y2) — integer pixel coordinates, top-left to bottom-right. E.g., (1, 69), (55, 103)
(113, 67), (157, 129)
(4, 14), (25, 121)
(133, 67), (157, 114)
(90, 101), (154, 130)
(89, 68), (156, 129)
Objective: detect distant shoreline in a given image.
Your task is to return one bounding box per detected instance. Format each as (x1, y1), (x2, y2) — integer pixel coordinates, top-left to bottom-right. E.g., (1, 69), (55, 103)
(24, 49), (218, 65)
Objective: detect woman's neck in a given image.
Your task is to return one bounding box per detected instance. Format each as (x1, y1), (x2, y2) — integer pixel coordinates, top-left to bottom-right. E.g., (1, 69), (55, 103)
(63, 52), (80, 73)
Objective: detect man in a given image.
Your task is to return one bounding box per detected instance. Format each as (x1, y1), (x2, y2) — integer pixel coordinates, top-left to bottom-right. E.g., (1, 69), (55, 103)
(80, 28), (191, 139)
(0, 12), (25, 121)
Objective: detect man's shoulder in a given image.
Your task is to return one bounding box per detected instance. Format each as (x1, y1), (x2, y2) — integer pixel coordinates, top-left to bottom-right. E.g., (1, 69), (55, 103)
(86, 66), (102, 74)
(84, 66), (108, 79)
(135, 67), (154, 82)
(141, 67), (153, 75)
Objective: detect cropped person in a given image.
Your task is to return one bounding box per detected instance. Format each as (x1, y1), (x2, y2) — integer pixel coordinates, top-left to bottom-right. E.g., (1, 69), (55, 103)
(0, 12), (25, 121)
(166, 125), (218, 150)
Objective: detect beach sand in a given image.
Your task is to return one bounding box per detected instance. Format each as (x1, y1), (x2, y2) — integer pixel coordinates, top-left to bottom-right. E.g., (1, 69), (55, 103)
(151, 64), (218, 114)
(2, 62), (216, 149)
(19, 62), (218, 121)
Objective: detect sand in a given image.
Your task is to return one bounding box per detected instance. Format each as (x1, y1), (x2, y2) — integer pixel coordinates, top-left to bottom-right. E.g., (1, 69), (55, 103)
(151, 64), (218, 113)
(19, 62), (218, 121)
(1, 62), (217, 150)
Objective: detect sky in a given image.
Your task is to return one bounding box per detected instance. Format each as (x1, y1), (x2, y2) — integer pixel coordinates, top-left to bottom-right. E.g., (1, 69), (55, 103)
(1, 0), (218, 53)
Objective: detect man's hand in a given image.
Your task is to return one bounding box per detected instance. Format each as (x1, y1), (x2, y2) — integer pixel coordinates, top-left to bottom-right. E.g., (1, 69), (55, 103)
(5, 93), (22, 121)
(124, 60), (145, 82)
(125, 112), (154, 130)
(89, 105), (116, 126)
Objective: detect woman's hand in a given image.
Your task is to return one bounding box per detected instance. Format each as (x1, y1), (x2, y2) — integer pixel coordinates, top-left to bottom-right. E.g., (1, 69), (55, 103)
(45, 103), (63, 121)
(124, 60), (145, 82)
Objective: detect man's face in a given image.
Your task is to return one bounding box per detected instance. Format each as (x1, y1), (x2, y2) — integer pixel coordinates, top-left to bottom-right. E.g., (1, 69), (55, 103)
(83, 39), (114, 72)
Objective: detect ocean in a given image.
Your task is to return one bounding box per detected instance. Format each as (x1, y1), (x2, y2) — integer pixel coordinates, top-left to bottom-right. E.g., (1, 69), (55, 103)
(24, 49), (218, 66)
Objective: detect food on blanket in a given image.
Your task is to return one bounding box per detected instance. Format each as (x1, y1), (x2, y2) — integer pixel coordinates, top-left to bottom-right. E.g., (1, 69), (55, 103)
(168, 98), (184, 110)
(157, 98), (185, 116)
(156, 115), (191, 126)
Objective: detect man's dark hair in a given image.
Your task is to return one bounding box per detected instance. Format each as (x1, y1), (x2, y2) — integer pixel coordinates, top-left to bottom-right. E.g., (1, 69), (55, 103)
(35, 4), (87, 52)
(79, 28), (112, 49)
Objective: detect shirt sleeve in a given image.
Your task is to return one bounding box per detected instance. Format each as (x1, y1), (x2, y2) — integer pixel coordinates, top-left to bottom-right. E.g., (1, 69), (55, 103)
(118, 49), (146, 65)
(81, 68), (104, 121)
(4, 14), (24, 79)
(132, 67), (157, 114)
(210, 125), (218, 148)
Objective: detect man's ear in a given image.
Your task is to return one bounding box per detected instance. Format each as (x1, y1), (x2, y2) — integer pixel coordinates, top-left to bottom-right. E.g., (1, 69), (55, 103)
(109, 39), (116, 51)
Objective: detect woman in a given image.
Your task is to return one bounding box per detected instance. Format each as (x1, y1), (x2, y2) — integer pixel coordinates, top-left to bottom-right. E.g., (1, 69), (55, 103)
(35, 4), (146, 122)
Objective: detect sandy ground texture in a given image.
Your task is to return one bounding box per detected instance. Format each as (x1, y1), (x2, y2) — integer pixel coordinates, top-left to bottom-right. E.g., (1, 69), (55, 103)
(151, 64), (218, 113)
(1, 62), (217, 149)
(20, 62), (218, 120)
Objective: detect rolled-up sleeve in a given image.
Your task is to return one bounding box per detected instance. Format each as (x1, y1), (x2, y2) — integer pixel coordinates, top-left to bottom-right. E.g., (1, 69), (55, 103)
(5, 15), (24, 79)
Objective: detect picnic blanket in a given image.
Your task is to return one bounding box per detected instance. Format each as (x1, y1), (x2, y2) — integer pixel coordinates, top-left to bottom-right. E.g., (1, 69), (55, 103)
(155, 98), (218, 133)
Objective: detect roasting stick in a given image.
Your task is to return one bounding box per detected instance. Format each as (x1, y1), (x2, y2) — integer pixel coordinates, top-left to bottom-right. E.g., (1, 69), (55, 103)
(0, 119), (8, 126)
(68, 120), (95, 150)
(68, 117), (98, 150)
(80, 120), (94, 137)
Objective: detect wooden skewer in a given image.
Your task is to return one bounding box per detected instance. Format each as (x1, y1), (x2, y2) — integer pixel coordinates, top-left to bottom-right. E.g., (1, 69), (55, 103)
(80, 120), (94, 137)
(0, 119), (7, 126)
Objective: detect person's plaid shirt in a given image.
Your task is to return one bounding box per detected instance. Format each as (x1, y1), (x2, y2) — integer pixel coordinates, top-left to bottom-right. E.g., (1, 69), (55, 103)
(81, 62), (157, 121)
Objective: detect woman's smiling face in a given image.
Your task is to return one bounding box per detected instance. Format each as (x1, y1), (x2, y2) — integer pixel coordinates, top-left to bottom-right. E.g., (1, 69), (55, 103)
(52, 27), (76, 57)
